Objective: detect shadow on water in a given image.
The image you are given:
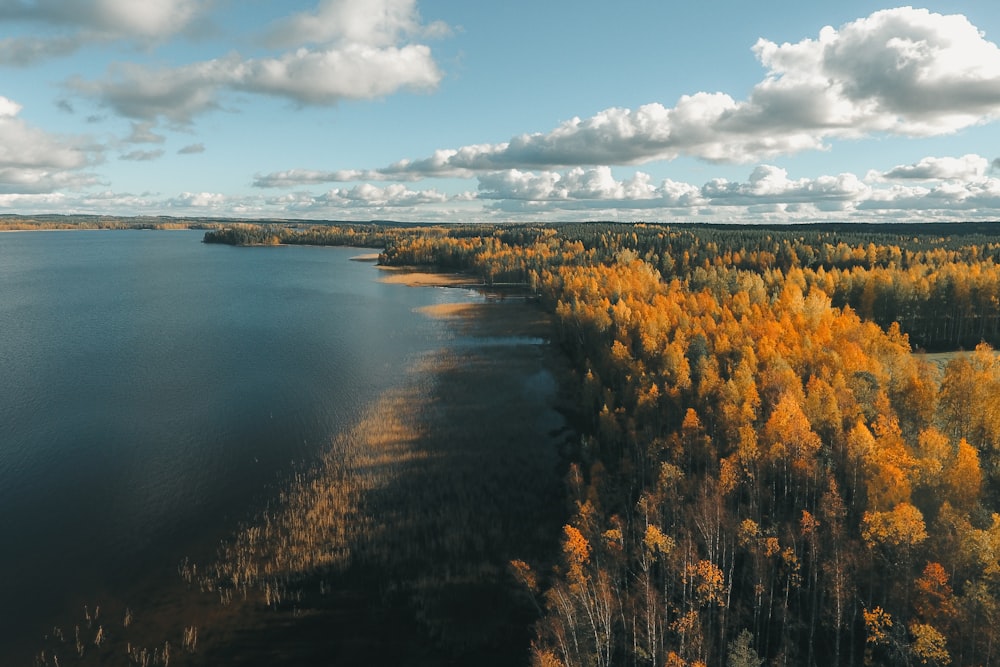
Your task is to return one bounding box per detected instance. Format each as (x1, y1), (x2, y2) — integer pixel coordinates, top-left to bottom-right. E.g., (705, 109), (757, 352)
(192, 303), (575, 666)
(28, 300), (577, 667)
(186, 302), (576, 666)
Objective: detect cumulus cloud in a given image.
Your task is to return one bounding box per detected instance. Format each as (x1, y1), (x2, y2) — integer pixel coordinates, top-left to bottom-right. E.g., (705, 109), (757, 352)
(0, 95), (21, 117)
(883, 154), (990, 180)
(0, 192), (69, 208)
(339, 7), (1000, 179)
(859, 178), (1000, 211)
(177, 143), (204, 154)
(473, 165), (870, 214)
(0, 95), (101, 193)
(166, 191), (229, 208)
(701, 165), (869, 210)
(229, 44), (440, 105)
(0, 166), (102, 194)
(262, 183), (459, 213)
(70, 0), (444, 122)
(0, 0), (208, 64)
(12, 160), (1000, 222)
(467, 157), (1000, 220)
(477, 167), (702, 209)
(72, 45), (440, 124)
(323, 183), (449, 207)
(71, 59), (229, 122)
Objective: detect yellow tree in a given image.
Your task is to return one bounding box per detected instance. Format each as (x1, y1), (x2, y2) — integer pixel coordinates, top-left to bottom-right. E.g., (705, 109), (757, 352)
(762, 391), (822, 506)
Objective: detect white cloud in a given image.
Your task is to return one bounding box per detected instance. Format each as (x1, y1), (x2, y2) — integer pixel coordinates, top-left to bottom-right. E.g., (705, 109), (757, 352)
(265, 0), (447, 48)
(261, 183), (457, 214)
(701, 165), (869, 209)
(323, 183), (449, 207)
(230, 44), (440, 105)
(0, 192), (67, 207)
(0, 95), (101, 193)
(166, 191), (229, 209)
(177, 143), (204, 154)
(344, 7), (1000, 179)
(467, 158), (1000, 221)
(73, 46), (441, 123)
(859, 178), (1000, 211)
(0, 0), (208, 64)
(70, 0), (445, 122)
(0, 166), (101, 194)
(0, 95), (21, 117)
(882, 154), (989, 180)
(71, 59), (229, 122)
(11, 158), (1000, 223)
(477, 167), (701, 209)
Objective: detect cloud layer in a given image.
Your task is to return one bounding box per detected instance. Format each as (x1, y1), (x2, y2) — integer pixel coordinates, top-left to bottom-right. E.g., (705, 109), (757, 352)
(0, 95), (99, 193)
(469, 154), (1000, 221)
(67, 0), (444, 122)
(4, 3), (1000, 224)
(0, 0), (207, 65)
(9, 153), (1000, 223)
(273, 6), (1000, 181)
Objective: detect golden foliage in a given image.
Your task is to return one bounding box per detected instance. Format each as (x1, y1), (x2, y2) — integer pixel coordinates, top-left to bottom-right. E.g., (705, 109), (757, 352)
(862, 503), (928, 552)
(910, 623), (951, 666)
(863, 606), (893, 645)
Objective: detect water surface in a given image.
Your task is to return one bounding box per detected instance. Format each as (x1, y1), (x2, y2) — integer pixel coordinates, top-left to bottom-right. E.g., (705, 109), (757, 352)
(0, 230), (476, 660)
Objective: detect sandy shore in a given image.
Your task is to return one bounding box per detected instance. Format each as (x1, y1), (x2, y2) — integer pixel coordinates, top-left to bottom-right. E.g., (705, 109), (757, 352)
(376, 265), (479, 287)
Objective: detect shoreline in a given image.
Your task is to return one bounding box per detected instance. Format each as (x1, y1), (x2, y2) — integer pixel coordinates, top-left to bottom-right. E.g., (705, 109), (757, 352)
(375, 265), (481, 287)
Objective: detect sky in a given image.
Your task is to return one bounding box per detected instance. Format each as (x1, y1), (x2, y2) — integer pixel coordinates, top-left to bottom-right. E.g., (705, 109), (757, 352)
(3, 1), (1000, 224)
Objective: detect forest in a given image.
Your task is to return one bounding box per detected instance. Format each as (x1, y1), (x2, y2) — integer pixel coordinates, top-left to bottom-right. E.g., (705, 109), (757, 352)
(203, 220), (1000, 666)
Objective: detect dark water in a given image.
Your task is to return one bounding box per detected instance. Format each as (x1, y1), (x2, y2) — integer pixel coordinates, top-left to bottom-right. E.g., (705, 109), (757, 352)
(0, 231), (476, 661)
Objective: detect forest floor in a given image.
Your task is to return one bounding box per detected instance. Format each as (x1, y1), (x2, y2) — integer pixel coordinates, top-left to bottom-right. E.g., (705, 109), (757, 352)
(28, 269), (577, 667)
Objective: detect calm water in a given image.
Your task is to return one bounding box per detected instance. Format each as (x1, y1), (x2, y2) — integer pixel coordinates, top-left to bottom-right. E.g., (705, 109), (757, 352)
(0, 230), (476, 659)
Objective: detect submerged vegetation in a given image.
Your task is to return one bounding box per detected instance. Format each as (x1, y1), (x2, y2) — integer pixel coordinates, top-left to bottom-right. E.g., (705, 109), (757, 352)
(25, 218), (1000, 665)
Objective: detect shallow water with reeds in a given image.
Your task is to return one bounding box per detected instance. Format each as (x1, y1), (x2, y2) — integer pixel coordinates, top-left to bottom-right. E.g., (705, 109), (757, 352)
(0, 231), (480, 664)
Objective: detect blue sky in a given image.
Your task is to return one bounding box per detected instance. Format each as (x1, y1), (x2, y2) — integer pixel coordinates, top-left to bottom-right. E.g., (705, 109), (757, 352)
(2, 0), (1000, 223)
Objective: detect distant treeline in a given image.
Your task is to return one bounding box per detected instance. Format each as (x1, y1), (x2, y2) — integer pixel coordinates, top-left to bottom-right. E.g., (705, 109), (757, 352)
(0, 214), (226, 231)
(204, 222), (392, 247)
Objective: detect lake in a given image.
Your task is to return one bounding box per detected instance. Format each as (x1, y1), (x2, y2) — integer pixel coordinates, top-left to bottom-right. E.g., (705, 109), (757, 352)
(0, 230), (478, 662)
